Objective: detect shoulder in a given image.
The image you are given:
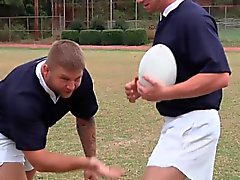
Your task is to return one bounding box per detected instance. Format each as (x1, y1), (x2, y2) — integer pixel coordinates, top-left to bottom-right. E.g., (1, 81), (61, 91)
(176, 1), (217, 30)
(70, 68), (95, 98)
(2, 58), (47, 117)
(6, 88), (44, 119)
(80, 68), (94, 88)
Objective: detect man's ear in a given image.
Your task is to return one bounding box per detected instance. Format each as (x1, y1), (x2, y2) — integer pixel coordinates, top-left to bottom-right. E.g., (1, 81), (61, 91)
(41, 63), (50, 78)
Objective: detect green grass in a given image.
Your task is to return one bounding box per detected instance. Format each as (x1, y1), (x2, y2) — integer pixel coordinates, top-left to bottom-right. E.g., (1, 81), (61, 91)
(0, 49), (239, 180)
(219, 28), (240, 47)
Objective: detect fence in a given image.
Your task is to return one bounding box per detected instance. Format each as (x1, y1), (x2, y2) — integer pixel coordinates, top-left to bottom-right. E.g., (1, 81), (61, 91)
(0, 16), (62, 42)
(0, 4), (239, 42)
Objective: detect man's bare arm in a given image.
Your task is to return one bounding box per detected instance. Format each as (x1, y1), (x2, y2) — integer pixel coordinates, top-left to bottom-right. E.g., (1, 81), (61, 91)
(76, 117), (96, 157)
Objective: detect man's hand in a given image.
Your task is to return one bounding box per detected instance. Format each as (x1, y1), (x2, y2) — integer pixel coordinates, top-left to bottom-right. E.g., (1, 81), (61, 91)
(137, 75), (168, 102)
(125, 77), (141, 103)
(89, 157), (124, 179)
(84, 170), (97, 180)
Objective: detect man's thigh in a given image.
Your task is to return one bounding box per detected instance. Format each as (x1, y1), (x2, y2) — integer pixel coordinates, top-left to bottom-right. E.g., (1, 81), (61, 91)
(0, 133), (35, 179)
(0, 162), (27, 180)
(143, 166), (186, 180)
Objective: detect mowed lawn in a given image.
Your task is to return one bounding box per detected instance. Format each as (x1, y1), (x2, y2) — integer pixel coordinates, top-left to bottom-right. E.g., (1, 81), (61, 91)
(0, 48), (239, 180)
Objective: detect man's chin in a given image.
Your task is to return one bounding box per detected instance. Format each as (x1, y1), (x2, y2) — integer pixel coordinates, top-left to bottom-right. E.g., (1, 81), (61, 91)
(60, 92), (73, 98)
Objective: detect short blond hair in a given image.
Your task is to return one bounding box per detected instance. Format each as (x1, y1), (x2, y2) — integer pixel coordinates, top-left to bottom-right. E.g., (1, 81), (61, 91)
(47, 40), (85, 71)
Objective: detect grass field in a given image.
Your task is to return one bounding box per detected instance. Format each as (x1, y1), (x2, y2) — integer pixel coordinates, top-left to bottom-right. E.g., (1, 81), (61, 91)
(219, 28), (240, 47)
(0, 48), (239, 180)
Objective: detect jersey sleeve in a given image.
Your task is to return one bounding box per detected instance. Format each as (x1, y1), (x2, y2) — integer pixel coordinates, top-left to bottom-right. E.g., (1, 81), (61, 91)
(70, 69), (98, 119)
(6, 94), (48, 151)
(184, 13), (231, 74)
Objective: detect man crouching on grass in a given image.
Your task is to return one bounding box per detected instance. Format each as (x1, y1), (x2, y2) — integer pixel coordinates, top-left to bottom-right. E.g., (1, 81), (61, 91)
(0, 40), (123, 180)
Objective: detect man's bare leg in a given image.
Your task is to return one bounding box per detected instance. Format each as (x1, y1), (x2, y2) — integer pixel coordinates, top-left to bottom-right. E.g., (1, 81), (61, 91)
(26, 169), (36, 180)
(143, 166), (187, 180)
(0, 162), (27, 180)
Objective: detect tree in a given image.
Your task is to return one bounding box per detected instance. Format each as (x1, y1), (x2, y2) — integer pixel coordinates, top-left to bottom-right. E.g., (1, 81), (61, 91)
(0, 0), (26, 16)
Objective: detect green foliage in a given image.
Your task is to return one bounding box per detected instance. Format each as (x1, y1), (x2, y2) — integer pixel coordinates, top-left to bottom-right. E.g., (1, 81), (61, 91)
(90, 16), (105, 30)
(113, 19), (129, 31)
(101, 29), (124, 45)
(4, 0), (26, 15)
(68, 20), (85, 31)
(0, 3), (25, 16)
(0, 24), (9, 42)
(113, 9), (127, 19)
(24, 3), (34, 15)
(124, 28), (148, 46)
(9, 23), (29, 42)
(61, 30), (79, 43)
(79, 30), (101, 45)
(4, 0), (23, 6)
(213, 0), (234, 4)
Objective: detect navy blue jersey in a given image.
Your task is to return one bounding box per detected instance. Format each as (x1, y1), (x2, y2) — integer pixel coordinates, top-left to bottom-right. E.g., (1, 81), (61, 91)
(153, 0), (231, 117)
(0, 57), (98, 151)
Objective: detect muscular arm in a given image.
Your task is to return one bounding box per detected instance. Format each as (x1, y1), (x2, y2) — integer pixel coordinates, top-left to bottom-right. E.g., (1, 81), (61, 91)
(23, 149), (124, 179)
(164, 73), (230, 100)
(139, 73), (230, 102)
(76, 117), (96, 157)
(23, 149), (92, 172)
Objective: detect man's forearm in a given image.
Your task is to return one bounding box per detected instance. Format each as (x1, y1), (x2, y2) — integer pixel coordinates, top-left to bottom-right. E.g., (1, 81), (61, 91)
(76, 117), (96, 157)
(24, 149), (93, 172)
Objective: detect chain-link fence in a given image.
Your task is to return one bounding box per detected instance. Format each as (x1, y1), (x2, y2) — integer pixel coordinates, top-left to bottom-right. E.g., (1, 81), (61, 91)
(0, 3), (239, 42)
(0, 16), (63, 42)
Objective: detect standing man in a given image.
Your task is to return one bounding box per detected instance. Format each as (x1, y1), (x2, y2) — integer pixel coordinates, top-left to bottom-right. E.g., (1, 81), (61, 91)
(125, 0), (231, 179)
(0, 40), (123, 180)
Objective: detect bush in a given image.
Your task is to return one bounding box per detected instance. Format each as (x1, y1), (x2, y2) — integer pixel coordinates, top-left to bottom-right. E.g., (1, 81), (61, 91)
(10, 24), (29, 42)
(79, 30), (101, 45)
(0, 24), (9, 42)
(61, 30), (79, 43)
(113, 19), (128, 31)
(91, 16), (105, 30)
(101, 29), (124, 45)
(68, 20), (85, 31)
(124, 28), (148, 46)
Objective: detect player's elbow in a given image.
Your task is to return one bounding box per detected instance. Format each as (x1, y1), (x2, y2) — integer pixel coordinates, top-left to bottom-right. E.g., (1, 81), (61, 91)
(34, 165), (49, 172)
(220, 73), (230, 88)
(26, 160), (50, 172)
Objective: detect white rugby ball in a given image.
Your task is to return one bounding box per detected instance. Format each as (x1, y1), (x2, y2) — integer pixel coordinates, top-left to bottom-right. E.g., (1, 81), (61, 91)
(138, 44), (177, 87)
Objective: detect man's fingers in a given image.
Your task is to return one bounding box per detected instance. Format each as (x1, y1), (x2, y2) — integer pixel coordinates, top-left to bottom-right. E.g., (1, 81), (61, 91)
(143, 75), (157, 86)
(129, 99), (136, 103)
(107, 167), (124, 179)
(124, 84), (132, 91)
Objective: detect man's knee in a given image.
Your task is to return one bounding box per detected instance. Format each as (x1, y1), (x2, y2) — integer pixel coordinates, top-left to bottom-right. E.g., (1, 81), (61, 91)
(26, 169), (36, 180)
(143, 166), (186, 180)
(0, 162), (27, 180)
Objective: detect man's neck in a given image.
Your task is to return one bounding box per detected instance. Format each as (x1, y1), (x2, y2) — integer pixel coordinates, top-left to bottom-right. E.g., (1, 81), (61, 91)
(160, 0), (177, 13)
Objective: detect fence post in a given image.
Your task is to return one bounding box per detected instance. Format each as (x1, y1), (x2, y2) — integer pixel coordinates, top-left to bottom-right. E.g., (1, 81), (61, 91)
(8, 17), (11, 42)
(135, 1), (138, 29)
(59, 15), (62, 37)
(87, 0), (89, 29)
(225, 6), (227, 30)
(41, 17), (43, 40)
(27, 17), (29, 39)
(110, 0), (113, 29)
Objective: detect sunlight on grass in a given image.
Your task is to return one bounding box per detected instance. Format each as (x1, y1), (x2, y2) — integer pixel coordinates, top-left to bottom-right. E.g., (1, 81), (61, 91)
(0, 48), (239, 180)
(219, 28), (240, 47)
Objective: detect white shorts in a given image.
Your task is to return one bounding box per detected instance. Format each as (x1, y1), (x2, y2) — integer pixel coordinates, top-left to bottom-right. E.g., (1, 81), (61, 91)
(147, 109), (220, 180)
(0, 133), (34, 171)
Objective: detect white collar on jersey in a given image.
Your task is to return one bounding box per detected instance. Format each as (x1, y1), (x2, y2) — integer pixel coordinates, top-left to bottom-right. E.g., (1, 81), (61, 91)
(162, 0), (184, 17)
(35, 60), (60, 104)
